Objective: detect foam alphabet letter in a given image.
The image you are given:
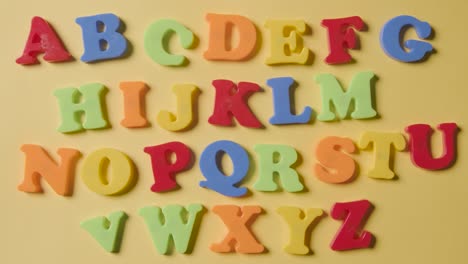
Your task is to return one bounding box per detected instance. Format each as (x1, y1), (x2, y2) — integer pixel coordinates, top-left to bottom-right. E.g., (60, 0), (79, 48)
(145, 19), (196, 66)
(405, 123), (459, 170)
(265, 20), (310, 65)
(315, 136), (357, 183)
(267, 77), (312, 125)
(80, 211), (128, 253)
(16, 16), (72, 65)
(199, 140), (250, 197)
(316, 71), (377, 121)
(54, 83), (109, 133)
(18, 144), (81, 196)
(208, 80), (262, 128)
(276, 207), (324, 255)
(204, 13), (257, 61)
(144, 142), (193, 192)
(380, 15), (434, 62)
(81, 148), (136, 195)
(321, 16), (365, 64)
(359, 131), (406, 179)
(253, 144), (304, 192)
(139, 204), (205, 254)
(75, 13), (128, 62)
(120, 81), (150, 128)
(157, 84), (200, 131)
(211, 205), (264, 253)
(331, 200), (374, 251)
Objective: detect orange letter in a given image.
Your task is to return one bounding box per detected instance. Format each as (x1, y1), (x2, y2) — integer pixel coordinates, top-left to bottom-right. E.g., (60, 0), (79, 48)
(211, 205), (265, 253)
(120, 82), (149, 128)
(315, 136), (356, 183)
(18, 144), (81, 196)
(204, 13), (257, 61)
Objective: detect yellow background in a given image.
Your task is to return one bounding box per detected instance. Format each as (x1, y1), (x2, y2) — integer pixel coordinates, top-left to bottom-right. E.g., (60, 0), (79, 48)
(2, 0), (467, 263)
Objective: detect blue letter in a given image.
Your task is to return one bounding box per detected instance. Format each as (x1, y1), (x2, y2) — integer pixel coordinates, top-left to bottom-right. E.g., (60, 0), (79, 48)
(380, 15), (433, 62)
(199, 140), (249, 197)
(76, 13), (128, 62)
(268, 77), (312, 125)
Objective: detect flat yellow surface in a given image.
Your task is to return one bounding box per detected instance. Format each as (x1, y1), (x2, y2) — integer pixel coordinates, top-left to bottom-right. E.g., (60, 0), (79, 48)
(2, 0), (467, 263)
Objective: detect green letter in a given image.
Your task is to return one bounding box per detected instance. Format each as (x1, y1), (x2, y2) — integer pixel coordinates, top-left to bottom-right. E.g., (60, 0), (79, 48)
(316, 71), (377, 121)
(144, 19), (195, 66)
(253, 144), (304, 192)
(139, 204), (204, 254)
(54, 83), (109, 133)
(80, 211), (128, 253)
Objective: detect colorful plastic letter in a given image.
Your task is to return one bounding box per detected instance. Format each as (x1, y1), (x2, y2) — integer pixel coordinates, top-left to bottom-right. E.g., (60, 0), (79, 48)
(145, 19), (195, 66)
(276, 207), (324, 255)
(204, 13), (257, 61)
(359, 132), (406, 179)
(265, 20), (310, 65)
(199, 140), (250, 197)
(75, 13), (128, 62)
(139, 204), (204, 255)
(316, 71), (377, 121)
(16, 17), (72, 65)
(208, 79), (262, 128)
(54, 83), (109, 133)
(315, 136), (357, 183)
(17, 144), (81, 196)
(321, 16), (365, 64)
(81, 148), (136, 195)
(267, 77), (312, 125)
(380, 15), (433, 62)
(253, 144), (304, 192)
(331, 200), (374, 251)
(405, 123), (459, 170)
(120, 81), (149, 128)
(144, 142), (193, 192)
(211, 205), (264, 253)
(157, 84), (200, 131)
(80, 211), (128, 253)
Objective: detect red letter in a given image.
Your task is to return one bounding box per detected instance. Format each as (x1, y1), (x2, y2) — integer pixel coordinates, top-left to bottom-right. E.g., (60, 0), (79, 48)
(321, 16), (365, 64)
(16, 17), (72, 65)
(331, 200), (374, 251)
(144, 142), (193, 192)
(405, 123), (459, 170)
(208, 80), (262, 128)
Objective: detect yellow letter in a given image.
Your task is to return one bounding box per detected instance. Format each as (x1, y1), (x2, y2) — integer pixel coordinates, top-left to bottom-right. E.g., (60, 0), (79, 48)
(359, 131), (406, 179)
(265, 20), (310, 65)
(81, 148), (136, 195)
(276, 207), (323, 255)
(157, 84), (199, 131)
